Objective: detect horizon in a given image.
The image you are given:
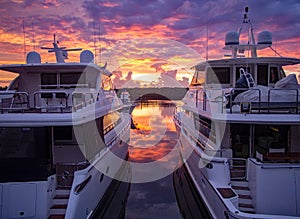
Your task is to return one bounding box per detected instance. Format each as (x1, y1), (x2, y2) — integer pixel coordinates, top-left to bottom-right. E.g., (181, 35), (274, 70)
(0, 0), (300, 88)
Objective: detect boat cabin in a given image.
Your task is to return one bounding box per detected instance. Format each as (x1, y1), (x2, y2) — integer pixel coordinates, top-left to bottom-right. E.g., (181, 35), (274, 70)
(191, 58), (300, 89)
(0, 51), (113, 113)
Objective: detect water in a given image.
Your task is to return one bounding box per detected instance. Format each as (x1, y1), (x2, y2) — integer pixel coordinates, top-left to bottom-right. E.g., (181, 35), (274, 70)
(125, 100), (182, 219)
(91, 100), (210, 219)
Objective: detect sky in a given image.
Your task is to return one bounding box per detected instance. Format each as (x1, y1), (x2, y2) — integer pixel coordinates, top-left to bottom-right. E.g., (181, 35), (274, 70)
(0, 0), (300, 88)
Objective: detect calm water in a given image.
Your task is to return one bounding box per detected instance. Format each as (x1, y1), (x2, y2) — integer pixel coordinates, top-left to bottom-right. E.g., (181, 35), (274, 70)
(92, 100), (210, 219)
(125, 100), (182, 219)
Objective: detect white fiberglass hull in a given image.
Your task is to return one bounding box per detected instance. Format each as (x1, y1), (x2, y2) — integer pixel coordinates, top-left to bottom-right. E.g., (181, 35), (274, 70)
(179, 128), (300, 219)
(65, 142), (129, 219)
(0, 141), (129, 219)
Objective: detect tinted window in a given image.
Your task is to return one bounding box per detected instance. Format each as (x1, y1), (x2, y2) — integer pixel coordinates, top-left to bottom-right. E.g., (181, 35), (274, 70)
(269, 67), (279, 83)
(0, 127), (50, 182)
(257, 65), (268, 86)
(60, 73), (83, 87)
(53, 126), (73, 142)
(41, 73), (57, 88)
(206, 67), (230, 84)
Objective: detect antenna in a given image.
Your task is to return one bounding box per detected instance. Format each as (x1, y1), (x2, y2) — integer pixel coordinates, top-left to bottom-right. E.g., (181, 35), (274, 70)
(93, 14), (97, 62)
(22, 17), (27, 60)
(41, 34), (82, 63)
(99, 22), (102, 65)
(206, 25), (209, 61)
(31, 19), (35, 51)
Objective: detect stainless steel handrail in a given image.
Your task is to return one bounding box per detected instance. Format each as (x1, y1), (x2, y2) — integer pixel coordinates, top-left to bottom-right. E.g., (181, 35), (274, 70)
(72, 91), (98, 111)
(0, 91), (29, 112)
(33, 90), (69, 110)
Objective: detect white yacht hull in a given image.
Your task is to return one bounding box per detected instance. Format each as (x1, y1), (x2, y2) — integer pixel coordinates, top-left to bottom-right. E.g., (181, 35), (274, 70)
(0, 141), (129, 219)
(65, 146), (129, 219)
(178, 126), (300, 219)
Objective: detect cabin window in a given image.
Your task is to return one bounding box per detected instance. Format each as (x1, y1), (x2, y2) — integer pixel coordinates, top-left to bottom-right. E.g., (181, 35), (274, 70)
(254, 125), (288, 152)
(230, 124), (250, 158)
(257, 65), (268, 86)
(41, 73), (57, 89)
(191, 68), (205, 86)
(103, 112), (121, 135)
(279, 67), (286, 79)
(54, 126), (73, 141)
(0, 127), (35, 158)
(60, 73), (84, 88)
(206, 67), (230, 85)
(194, 114), (216, 144)
(53, 126), (77, 145)
(0, 127), (50, 182)
(269, 67), (279, 83)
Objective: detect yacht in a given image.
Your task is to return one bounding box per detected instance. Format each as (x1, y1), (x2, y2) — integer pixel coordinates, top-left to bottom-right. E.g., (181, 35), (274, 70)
(174, 7), (300, 219)
(0, 35), (131, 219)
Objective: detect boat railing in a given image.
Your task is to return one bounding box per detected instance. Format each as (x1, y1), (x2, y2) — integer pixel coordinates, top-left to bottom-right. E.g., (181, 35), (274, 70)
(0, 89), (116, 113)
(34, 90), (70, 112)
(228, 88), (261, 113)
(227, 157), (247, 180)
(39, 83), (89, 89)
(197, 87), (300, 114)
(0, 91), (29, 113)
(72, 90), (116, 111)
(72, 91), (97, 111)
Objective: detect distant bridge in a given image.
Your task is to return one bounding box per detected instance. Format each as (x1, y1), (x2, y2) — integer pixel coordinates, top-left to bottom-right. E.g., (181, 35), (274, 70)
(115, 87), (188, 101)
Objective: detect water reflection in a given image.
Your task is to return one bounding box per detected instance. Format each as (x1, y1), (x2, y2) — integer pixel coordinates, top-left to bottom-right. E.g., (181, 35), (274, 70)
(129, 101), (179, 163)
(92, 100), (209, 219)
(125, 176), (181, 219)
(125, 100), (182, 219)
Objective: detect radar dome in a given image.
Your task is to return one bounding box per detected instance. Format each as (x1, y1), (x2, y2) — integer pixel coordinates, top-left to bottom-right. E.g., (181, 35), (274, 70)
(80, 50), (94, 63)
(258, 31), (272, 45)
(225, 31), (239, 45)
(26, 51), (41, 64)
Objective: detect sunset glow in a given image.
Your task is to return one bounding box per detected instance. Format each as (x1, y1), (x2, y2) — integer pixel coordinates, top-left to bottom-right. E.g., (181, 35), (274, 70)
(0, 0), (300, 87)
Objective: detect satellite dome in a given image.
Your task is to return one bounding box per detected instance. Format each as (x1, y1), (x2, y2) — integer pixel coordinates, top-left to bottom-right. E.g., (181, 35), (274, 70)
(258, 31), (272, 45)
(80, 50), (94, 63)
(26, 51), (41, 64)
(225, 31), (239, 45)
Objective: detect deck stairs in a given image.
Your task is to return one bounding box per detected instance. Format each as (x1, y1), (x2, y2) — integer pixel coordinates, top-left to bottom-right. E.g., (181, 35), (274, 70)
(231, 180), (255, 214)
(48, 163), (75, 219)
(48, 187), (71, 219)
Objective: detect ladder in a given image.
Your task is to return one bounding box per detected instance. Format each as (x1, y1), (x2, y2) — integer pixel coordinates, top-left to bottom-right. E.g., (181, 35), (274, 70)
(240, 68), (255, 88)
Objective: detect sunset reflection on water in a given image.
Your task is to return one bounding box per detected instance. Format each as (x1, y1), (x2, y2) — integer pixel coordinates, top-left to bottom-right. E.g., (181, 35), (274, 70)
(125, 100), (183, 219)
(128, 100), (180, 163)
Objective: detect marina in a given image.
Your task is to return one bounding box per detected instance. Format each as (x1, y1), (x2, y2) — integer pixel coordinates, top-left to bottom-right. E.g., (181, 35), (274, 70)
(91, 100), (211, 219)
(0, 1), (300, 219)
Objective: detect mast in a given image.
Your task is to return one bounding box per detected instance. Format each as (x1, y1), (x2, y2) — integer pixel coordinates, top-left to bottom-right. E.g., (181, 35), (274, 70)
(224, 6), (272, 58)
(41, 34), (82, 63)
(23, 17), (26, 60)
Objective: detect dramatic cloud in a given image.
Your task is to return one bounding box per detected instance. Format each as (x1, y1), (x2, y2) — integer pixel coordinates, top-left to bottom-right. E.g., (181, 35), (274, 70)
(0, 0), (299, 87)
